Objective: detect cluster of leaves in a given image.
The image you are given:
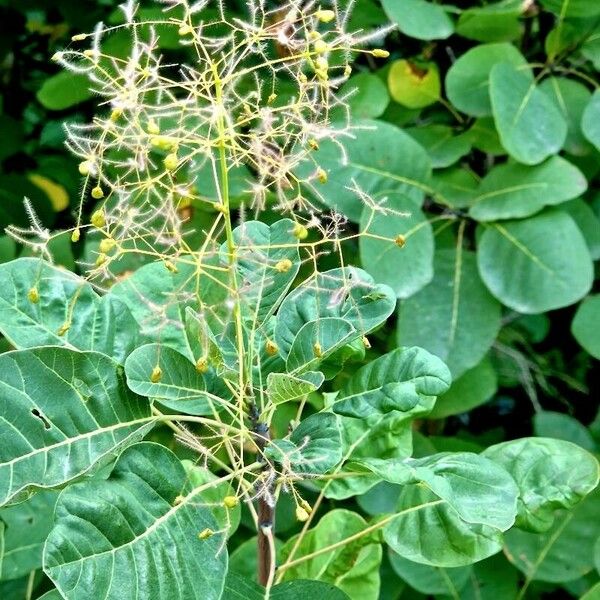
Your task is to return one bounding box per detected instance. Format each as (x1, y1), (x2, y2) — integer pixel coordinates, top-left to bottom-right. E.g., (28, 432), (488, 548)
(0, 0), (599, 599)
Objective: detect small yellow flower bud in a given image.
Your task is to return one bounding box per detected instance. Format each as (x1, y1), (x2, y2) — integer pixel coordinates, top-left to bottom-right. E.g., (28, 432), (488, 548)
(223, 496), (239, 509)
(293, 223), (309, 240)
(198, 528), (214, 540)
(300, 499), (312, 513)
(71, 33), (87, 41)
(265, 340), (279, 356)
(296, 506), (310, 522)
(195, 357), (209, 373)
(150, 366), (162, 383)
(174, 495), (185, 506)
(91, 209), (105, 229)
(315, 69), (329, 82)
(299, 73), (308, 84)
(214, 202), (228, 214)
(372, 49), (390, 58)
(95, 253), (107, 267)
(110, 108), (123, 121)
(99, 237), (116, 254)
(316, 167), (328, 184)
(344, 64), (352, 77)
(267, 93), (277, 104)
(362, 336), (371, 349)
(28, 287), (40, 304)
(275, 259), (293, 273)
(313, 342), (323, 357)
(314, 39), (328, 54)
(147, 120), (160, 135)
(178, 24), (193, 36)
(315, 9), (336, 23)
(164, 153), (178, 171)
(71, 228), (80, 243)
(57, 323), (70, 336)
(91, 185), (104, 200)
(164, 260), (178, 273)
(308, 138), (319, 151)
(83, 49), (95, 59)
(51, 52), (62, 62)
(315, 56), (328, 71)
(395, 234), (406, 248)
(78, 160), (92, 176)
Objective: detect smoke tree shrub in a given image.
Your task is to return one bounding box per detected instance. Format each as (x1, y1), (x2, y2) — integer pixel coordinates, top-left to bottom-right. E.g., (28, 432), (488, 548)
(0, 1), (598, 599)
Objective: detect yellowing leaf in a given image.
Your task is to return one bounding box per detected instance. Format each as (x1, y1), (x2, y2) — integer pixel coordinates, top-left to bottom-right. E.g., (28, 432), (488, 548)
(28, 174), (69, 211)
(388, 59), (441, 108)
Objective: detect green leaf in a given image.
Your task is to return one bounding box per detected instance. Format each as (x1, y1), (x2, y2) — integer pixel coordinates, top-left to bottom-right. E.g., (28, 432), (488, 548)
(504, 488), (600, 583)
(37, 71), (94, 110)
(539, 77), (593, 156)
(564, 200), (600, 261)
(533, 412), (597, 451)
(572, 294), (600, 359)
(266, 372), (324, 406)
(429, 356), (497, 419)
(360, 195), (434, 299)
(483, 437), (599, 532)
(335, 73), (390, 120)
(477, 210), (593, 313)
(582, 90), (600, 152)
(0, 258), (141, 363)
(381, 0), (453, 40)
(301, 120), (431, 222)
(280, 509), (382, 600)
(222, 573), (350, 600)
(490, 62), (567, 164)
(0, 347), (153, 507)
(223, 220), (299, 326)
(431, 167), (480, 209)
(266, 413), (342, 475)
(332, 347), (451, 419)
(388, 552), (471, 596)
(286, 318), (357, 373)
(455, 554), (519, 600)
(125, 343), (229, 416)
(44, 443), (227, 600)
(540, 0), (600, 17)
(0, 490), (57, 580)
(470, 156), (587, 221)
(582, 582), (600, 600)
(446, 43), (527, 117)
(388, 60), (441, 109)
(405, 125), (471, 168)
(398, 249), (501, 378)
(371, 452), (518, 566)
(456, 0), (523, 43)
(275, 267), (396, 357)
(112, 259), (226, 359)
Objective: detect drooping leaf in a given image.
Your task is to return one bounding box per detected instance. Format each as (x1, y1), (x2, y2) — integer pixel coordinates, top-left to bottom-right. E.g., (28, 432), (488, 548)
(469, 156), (587, 221)
(490, 62), (567, 164)
(0, 347), (153, 507)
(125, 343), (230, 416)
(429, 355), (497, 419)
(504, 488), (600, 583)
(533, 411), (596, 451)
(369, 453), (518, 566)
(572, 294), (600, 359)
(360, 195), (434, 299)
(275, 267), (396, 357)
(44, 443), (227, 600)
(477, 210), (593, 313)
(445, 43), (527, 117)
(397, 249), (501, 378)
(0, 258), (141, 363)
(280, 509), (382, 600)
(266, 372), (324, 406)
(381, 0), (454, 40)
(299, 120), (431, 222)
(222, 220), (299, 326)
(265, 413), (342, 475)
(0, 490), (58, 580)
(332, 347), (451, 419)
(483, 437), (599, 532)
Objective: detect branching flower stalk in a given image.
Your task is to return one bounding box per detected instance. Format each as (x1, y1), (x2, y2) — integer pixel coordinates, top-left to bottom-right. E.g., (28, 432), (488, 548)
(5, 0), (414, 591)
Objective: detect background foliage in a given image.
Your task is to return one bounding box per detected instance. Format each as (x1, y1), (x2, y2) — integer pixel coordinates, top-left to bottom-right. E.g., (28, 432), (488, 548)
(0, 0), (599, 598)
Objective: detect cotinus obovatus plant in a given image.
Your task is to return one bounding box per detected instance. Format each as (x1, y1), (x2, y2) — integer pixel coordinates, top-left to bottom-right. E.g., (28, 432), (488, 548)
(0, 1), (598, 599)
